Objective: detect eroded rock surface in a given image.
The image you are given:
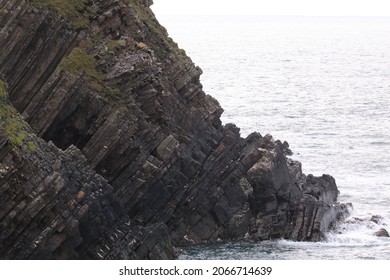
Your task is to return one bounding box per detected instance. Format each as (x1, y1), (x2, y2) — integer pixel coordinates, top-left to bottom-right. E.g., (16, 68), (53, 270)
(1, 0), (350, 259)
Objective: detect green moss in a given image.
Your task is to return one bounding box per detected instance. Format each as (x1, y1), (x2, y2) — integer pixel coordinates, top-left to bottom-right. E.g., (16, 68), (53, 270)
(106, 38), (120, 52)
(90, 80), (123, 99)
(107, 87), (123, 98)
(0, 79), (7, 99)
(60, 47), (105, 80)
(59, 45), (126, 100)
(26, 141), (37, 152)
(89, 80), (106, 92)
(73, 17), (90, 29)
(60, 46), (127, 100)
(85, 5), (98, 16)
(0, 80), (37, 151)
(124, 0), (188, 62)
(28, 0), (90, 29)
(0, 104), (30, 147)
(29, 0), (86, 16)
(5, 120), (29, 146)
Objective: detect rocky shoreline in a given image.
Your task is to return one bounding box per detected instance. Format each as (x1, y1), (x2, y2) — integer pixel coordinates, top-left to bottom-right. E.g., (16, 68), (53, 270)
(0, 0), (350, 259)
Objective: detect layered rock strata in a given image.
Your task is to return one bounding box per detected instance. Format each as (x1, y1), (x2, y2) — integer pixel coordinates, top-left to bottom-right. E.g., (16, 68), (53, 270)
(0, 0), (350, 259)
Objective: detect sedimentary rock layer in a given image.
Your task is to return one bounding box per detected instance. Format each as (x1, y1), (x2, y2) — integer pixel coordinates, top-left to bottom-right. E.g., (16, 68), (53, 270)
(0, 0), (350, 259)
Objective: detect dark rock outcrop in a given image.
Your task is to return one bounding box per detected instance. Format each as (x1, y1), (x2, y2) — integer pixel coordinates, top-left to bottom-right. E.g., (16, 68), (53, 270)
(1, 0), (350, 259)
(374, 229), (389, 238)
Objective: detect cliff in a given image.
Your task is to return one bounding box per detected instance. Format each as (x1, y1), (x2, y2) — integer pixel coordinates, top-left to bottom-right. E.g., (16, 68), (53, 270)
(0, 0), (350, 259)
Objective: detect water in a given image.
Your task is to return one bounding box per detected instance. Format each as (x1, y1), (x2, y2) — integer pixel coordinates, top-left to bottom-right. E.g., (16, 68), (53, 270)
(153, 14), (390, 259)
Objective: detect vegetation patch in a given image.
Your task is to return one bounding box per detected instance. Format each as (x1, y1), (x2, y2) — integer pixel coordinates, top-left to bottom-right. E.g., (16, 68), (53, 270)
(0, 79), (37, 151)
(2, 109), (30, 146)
(0, 103), (33, 148)
(0, 79), (7, 99)
(28, 0), (91, 29)
(29, 0), (86, 16)
(60, 45), (126, 100)
(26, 141), (37, 152)
(89, 80), (106, 92)
(106, 38), (121, 52)
(107, 86), (123, 98)
(60, 47), (105, 80)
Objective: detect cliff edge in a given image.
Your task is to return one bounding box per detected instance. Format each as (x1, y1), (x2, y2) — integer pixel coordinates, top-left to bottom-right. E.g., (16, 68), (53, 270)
(0, 0), (349, 259)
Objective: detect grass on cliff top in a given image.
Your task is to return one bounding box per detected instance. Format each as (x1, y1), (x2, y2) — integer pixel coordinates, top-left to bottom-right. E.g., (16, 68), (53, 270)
(28, 0), (90, 29)
(0, 79), (36, 151)
(60, 47), (105, 80)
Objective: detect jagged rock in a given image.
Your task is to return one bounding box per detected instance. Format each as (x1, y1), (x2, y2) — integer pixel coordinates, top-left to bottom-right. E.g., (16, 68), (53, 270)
(0, 0), (351, 259)
(302, 174), (339, 205)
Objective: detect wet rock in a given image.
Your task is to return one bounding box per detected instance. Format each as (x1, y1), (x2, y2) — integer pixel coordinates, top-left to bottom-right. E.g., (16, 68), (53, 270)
(374, 228), (390, 237)
(371, 215), (385, 225)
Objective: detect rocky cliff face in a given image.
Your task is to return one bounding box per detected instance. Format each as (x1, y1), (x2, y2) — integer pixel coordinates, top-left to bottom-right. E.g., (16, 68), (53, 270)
(0, 0), (350, 259)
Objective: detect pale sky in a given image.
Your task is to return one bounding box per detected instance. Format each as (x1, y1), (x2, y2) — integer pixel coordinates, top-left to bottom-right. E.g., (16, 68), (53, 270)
(152, 0), (390, 16)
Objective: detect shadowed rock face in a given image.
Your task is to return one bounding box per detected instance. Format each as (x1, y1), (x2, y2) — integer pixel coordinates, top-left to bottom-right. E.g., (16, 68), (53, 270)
(0, 0), (350, 259)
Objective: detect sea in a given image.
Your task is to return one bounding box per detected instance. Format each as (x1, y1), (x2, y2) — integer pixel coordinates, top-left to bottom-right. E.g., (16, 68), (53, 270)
(153, 14), (390, 259)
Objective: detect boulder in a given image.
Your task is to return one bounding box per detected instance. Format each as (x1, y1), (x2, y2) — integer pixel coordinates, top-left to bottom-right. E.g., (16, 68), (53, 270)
(374, 228), (390, 238)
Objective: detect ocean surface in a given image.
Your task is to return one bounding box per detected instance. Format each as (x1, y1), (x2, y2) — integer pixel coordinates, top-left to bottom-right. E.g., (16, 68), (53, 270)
(153, 14), (390, 259)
